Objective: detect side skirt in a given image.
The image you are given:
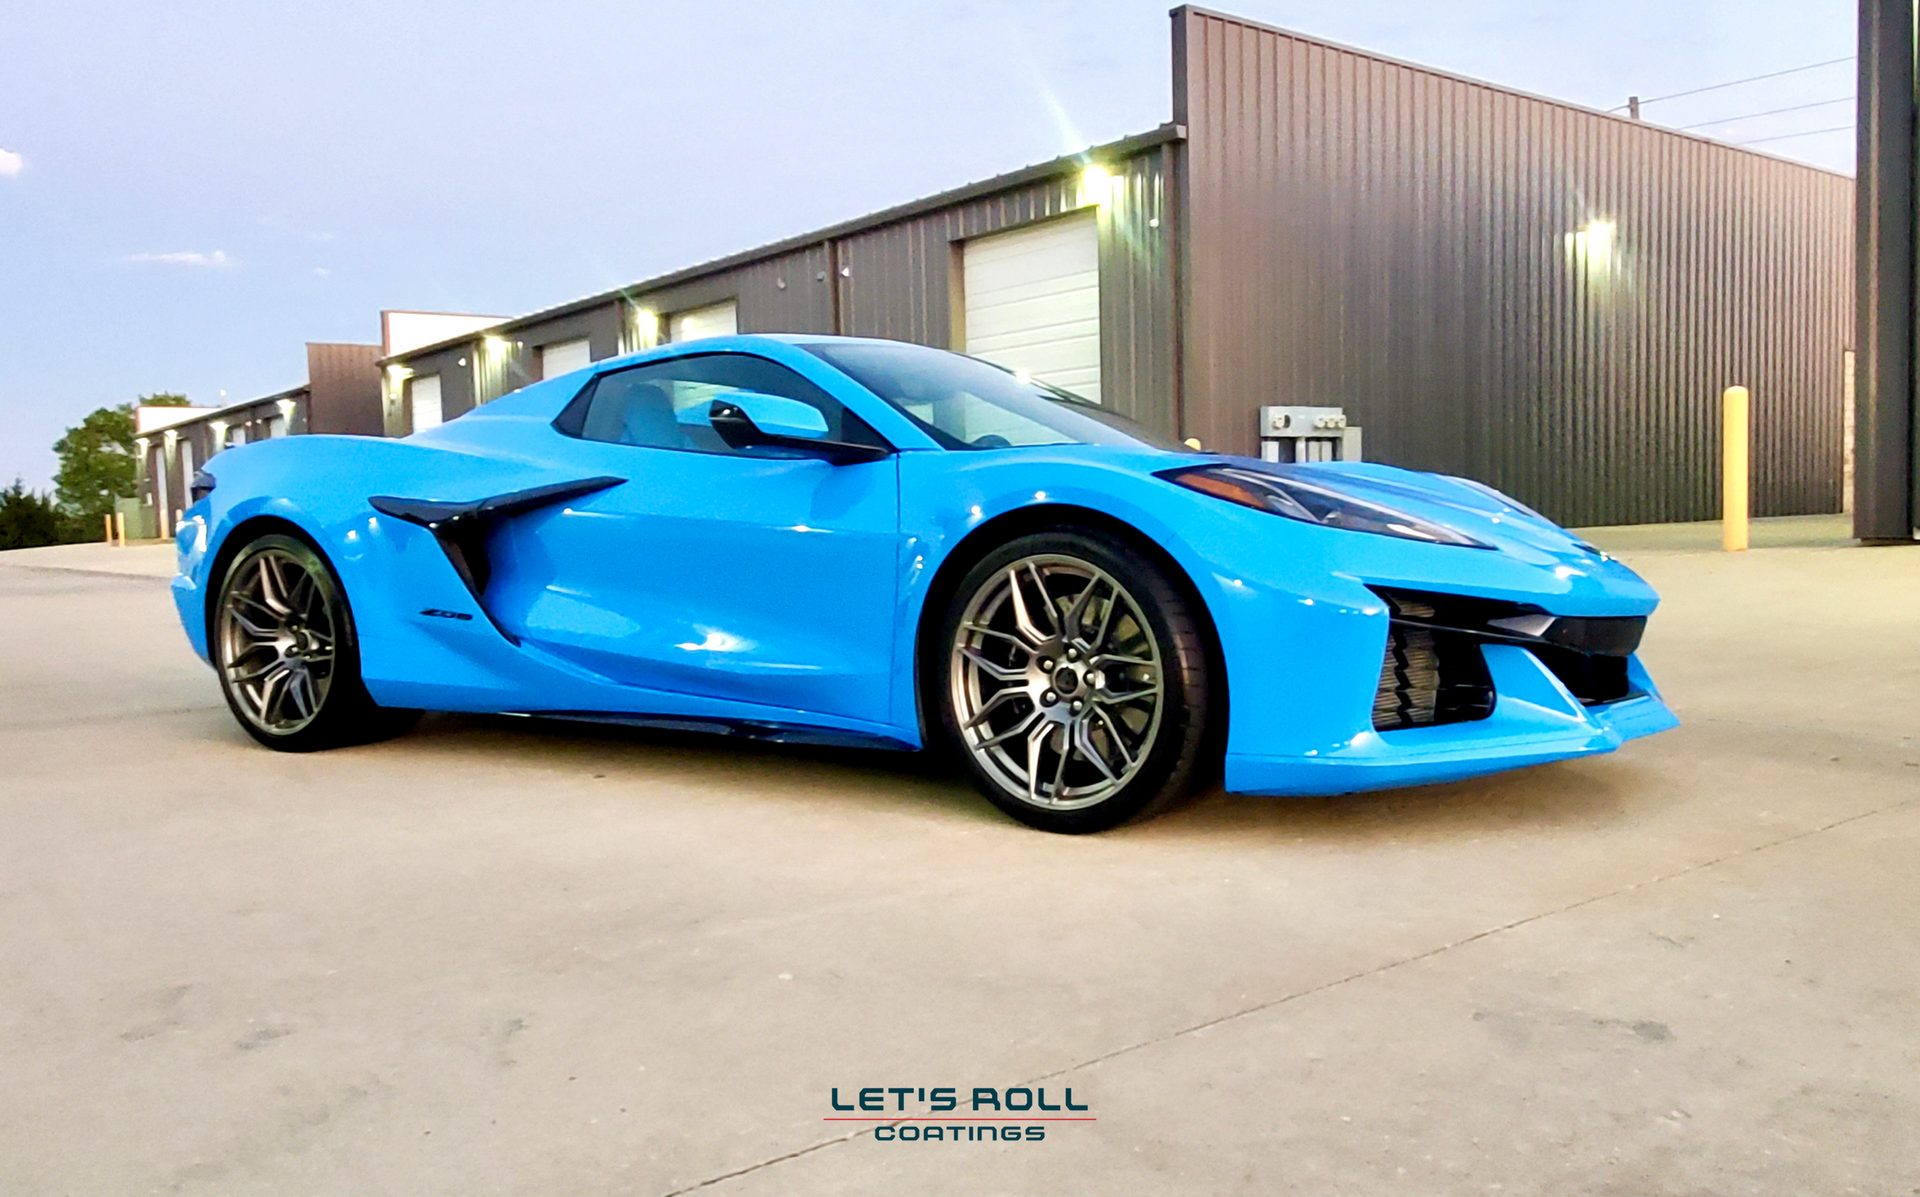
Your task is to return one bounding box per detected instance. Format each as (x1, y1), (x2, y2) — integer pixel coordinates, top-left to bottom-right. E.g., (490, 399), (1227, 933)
(497, 710), (918, 753)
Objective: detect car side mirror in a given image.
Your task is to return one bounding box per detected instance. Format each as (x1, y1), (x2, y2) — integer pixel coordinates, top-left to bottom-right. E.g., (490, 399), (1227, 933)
(702, 390), (829, 439)
(699, 390), (891, 465)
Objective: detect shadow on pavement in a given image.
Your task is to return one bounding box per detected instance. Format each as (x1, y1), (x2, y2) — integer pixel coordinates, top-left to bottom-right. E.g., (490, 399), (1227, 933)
(371, 710), (1649, 844)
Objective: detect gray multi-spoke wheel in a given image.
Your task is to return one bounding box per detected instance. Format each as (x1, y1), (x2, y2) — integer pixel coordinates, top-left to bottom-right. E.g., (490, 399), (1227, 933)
(935, 530), (1212, 833)
(219, 544), (337, 735)
(212, 532), (417, 751)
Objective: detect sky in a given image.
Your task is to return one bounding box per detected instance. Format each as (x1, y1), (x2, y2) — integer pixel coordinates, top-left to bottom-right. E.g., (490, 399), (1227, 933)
(0, 0), (1857, 491)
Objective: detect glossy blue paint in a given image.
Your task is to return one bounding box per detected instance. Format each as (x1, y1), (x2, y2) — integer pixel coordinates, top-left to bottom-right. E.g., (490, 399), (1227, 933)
(173, 334), (1677, 794)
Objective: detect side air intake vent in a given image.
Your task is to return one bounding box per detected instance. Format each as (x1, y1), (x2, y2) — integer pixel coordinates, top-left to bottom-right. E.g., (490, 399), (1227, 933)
(1371, 622), (1495, 731)
(1366, 586), (1645, 729)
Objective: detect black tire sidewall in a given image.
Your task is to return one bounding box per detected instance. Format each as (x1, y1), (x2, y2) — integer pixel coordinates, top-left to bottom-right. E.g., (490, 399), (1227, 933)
(932, 528), (1209, 833)
(213, 532), (376, 752)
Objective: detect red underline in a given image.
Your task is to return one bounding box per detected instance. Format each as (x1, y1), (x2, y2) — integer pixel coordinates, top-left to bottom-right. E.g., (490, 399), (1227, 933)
(824, 1117), (1096, 1122)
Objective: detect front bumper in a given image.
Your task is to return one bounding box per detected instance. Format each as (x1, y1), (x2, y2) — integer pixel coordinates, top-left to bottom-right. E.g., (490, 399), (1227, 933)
(1224, 645), (1677, 796)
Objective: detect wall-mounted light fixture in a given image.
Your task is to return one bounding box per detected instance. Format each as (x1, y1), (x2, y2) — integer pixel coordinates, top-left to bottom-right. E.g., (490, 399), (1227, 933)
(629, 306), (661, 351)
(1566, 218), (1619, 278)
(1080, 164), (1118, 207)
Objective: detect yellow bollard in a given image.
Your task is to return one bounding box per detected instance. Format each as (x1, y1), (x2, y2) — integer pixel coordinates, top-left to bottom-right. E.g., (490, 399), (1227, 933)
(115, 510), (127, 548)
(103, 513), (114, 544)
(1722, 386), (1749, 552)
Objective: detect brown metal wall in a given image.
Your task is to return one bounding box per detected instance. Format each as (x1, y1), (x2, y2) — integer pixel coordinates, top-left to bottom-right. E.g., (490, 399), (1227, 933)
(432, 143), (1181, 432)
(395, 345), (476, 429)
(1173, 7), (1855, 525)
(835, 147), (1178, 430)
(304, 343), (383, 436)
(519, 306), (625, 370)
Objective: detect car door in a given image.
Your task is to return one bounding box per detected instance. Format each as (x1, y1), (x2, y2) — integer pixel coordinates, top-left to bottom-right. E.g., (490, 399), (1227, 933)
(484, 351), (901, 728)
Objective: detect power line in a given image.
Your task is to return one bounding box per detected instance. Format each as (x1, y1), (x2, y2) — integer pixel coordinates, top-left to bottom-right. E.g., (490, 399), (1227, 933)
(1678, 95), (1855, 130)
(1611, 55), (1854, 112)
(1734, 124), (1854, 146)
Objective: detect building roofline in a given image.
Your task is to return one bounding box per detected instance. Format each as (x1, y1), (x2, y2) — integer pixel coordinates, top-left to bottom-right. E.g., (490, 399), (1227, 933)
(133, 385), (311, 440)
(1173, 5), (1855, 181)
(378, 122), (1186, 366)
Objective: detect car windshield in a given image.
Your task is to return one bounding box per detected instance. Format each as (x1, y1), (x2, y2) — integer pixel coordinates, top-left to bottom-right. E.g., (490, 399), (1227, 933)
(803, 340), (1185, 452)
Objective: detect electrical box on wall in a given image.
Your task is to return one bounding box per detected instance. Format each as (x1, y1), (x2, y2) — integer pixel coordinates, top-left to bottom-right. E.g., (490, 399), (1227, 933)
(1258, 406), (1363, 463)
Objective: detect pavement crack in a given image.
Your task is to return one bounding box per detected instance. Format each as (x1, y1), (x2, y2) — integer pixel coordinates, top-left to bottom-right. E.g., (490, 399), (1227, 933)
(658, 1128), (873, 1196)
(656, 793), (1919, 1196)
(1043, 795), (1919, 1079)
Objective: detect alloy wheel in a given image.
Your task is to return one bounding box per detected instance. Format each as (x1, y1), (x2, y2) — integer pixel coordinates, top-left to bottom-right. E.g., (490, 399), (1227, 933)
(216, 547), (338, 736)
(949, 553), (1166, 810)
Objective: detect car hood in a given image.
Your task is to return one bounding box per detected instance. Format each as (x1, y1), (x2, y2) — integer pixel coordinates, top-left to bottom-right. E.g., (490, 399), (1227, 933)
(1223, 458), (1609, 563)
(966, 444), (1607, 565)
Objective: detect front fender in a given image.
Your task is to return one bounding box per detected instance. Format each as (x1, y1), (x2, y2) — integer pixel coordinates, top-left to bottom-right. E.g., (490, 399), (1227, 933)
(896, 446), (1664, 766)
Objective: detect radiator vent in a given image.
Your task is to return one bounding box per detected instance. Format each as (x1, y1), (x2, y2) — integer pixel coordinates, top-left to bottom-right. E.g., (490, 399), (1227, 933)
(1372, 623), (1496, 732)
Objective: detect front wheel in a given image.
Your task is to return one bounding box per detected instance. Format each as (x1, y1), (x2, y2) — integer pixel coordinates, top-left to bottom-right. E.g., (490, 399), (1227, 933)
(212, 532), (418, 752)
(935, 530), (1213, 833)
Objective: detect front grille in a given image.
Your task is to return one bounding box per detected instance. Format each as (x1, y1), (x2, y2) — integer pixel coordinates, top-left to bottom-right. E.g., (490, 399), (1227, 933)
(1371, 621), (1496, 731)
(1367, 586), (1642, 731)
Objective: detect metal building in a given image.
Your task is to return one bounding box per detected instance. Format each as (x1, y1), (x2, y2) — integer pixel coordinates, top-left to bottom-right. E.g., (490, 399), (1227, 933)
(1854, 0), (1919, 541)
(136, 343), (383, 534)
(381, 6), (1853, 529)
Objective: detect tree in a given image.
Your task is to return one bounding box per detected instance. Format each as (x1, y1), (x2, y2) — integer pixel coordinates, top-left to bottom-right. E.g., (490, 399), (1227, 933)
(0, 479), (74, 550)
(52, 393), (189, 522)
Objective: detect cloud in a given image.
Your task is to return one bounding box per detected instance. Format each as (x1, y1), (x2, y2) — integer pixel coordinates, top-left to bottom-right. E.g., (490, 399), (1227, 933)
(0, 149), (23, 177)
(129, 249), (235, 268)
(313, 267), (332, 277)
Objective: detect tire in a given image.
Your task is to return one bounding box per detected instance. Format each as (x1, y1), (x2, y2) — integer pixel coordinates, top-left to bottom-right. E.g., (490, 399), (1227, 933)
(933, 529), (1212, 833)
(211, 532), (419, 752)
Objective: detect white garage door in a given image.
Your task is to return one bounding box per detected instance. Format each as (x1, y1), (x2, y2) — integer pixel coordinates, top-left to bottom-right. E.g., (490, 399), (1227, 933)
(963, 211), (1101, 401)
(668, 301), (738, 343)
(539, 337), (592, 379)
(409, 374), (443, 432)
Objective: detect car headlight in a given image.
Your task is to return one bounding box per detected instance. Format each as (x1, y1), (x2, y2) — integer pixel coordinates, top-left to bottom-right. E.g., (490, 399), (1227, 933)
(1157, 464), (1492, 549)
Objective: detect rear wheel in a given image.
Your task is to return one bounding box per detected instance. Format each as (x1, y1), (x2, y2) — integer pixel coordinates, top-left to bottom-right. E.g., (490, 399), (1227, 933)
(213, 533), (417, 751)
(935, 530), (1211, 833)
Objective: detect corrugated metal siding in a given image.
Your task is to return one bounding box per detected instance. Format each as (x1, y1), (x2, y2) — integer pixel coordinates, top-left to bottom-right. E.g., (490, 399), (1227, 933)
(395, 143), (1181, 436)
(1174, 7), (1854, 525)
(390, 345), (475, 429)
(835, 147), (1179, 431)
(304, 343), (383, 436)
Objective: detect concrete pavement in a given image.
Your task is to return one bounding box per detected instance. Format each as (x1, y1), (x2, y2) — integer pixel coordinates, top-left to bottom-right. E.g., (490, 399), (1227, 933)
(0, 527), (1915, 1195)
(0, 539), (176, 577)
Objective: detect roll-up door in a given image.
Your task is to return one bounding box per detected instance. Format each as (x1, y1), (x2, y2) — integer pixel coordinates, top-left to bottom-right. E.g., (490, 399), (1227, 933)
(668, 301), (738, 343)
(962, 211), (1101, 401)
(410, 375), (443, 432)
(540, 338), (592, 379)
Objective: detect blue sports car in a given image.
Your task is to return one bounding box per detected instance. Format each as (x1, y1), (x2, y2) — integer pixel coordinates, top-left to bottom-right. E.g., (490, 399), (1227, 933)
(172, 335), (1677, 832)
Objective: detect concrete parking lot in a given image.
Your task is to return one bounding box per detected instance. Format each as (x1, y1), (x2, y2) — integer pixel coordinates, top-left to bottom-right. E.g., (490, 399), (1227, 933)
(2, 522), (1916, 1196)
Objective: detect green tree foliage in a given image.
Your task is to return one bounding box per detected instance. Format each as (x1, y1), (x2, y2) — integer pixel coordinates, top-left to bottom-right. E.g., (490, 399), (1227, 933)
(0, 479), (76, 550)
(52, 393), (190, 521)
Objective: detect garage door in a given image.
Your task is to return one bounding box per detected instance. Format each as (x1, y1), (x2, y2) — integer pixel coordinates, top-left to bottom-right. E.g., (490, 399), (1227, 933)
(539, 337), (592, 379)
(409, 374), (442, 432)
(962, 211), (1101, 401)
(668, 301), (738, 343)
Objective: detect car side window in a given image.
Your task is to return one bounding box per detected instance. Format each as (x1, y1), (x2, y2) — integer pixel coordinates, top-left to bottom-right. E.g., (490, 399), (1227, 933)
(558, 353), (886, 456)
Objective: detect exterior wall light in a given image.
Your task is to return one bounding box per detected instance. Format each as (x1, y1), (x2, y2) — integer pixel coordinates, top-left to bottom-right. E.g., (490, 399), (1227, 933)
(1081, 164), (1117, 206)
(1565, 218), (1620, 282)
(629, 307), (662, 352)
